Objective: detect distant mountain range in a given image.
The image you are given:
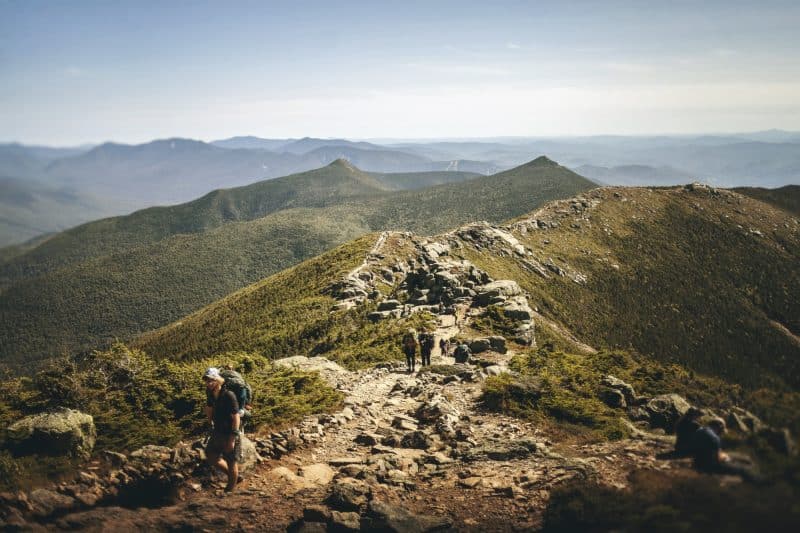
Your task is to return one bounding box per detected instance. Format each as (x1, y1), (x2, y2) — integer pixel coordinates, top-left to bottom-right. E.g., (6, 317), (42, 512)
(0, 157), (594, 367)
(573, 164), (696, 186)
(0, 138), (499, 246)
(1, 131), (799, 247)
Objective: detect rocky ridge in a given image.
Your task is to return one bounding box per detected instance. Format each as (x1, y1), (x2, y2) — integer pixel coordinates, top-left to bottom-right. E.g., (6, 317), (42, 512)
(2, 188), (797, 531)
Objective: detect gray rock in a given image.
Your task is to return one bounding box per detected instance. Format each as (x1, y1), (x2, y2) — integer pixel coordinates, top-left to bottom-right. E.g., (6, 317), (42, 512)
(330, 510), (362, 532)
(728, 407), (764, 433)
(502, 296), (534, 320)
(645, 394), (692, 432)
(6, 409), (96, 459)
(28, 489), (77, 518)
(378, 299), (402, 311)
(487, 336), (507, 354)
(238, 436), (259, 473)
(468, 338), (492, 354)
(381, 268), (396, 282)
(130, 444), (172, 460)
(415, 395), (458, 424)
(400, 431), (434, 450)
(367, 500), (452, 532)
(327, 478), (372, 511)
(474, 280), (522, 306)
(101, 450), (128, 466)
(298, 463), (335, 486)
(601, 375), (636, 404)
(485, 365), (505, 376)
(461, 438), (542, 462)
(355, 433), (380, 446)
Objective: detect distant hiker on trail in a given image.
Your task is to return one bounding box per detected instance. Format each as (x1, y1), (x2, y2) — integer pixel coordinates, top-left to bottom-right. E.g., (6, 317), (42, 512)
(453, 342), (471, 364)
(420, 330), (435, 367)
(402, 329), (418, 373)
(439, 337), (450, 358)
(203, 367), (242, 492)
(690, 418), (760, 483)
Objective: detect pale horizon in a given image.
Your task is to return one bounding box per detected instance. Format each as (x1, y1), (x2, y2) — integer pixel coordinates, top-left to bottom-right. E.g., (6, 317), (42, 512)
(2, 0), (799, 145)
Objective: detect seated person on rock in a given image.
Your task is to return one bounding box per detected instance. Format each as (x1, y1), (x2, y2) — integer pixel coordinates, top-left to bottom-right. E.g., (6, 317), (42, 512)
(691, 418), (759, 482)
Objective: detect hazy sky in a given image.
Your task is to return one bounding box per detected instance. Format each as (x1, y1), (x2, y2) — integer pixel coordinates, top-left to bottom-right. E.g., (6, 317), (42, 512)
(2, 0), (799, 145)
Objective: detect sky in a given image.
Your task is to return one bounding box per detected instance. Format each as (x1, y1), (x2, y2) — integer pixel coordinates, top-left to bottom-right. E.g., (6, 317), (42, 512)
(1, 0), (799, 145)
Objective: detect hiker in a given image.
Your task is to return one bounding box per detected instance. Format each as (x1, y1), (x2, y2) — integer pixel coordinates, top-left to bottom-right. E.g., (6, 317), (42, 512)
(203, 367), (242, 492)
(420, 330), (435, 367)
(691, 418), (759, 482)
(453, 342), (471, 363)
(402, 329), (418, 373)
(439, 337), (450, 358)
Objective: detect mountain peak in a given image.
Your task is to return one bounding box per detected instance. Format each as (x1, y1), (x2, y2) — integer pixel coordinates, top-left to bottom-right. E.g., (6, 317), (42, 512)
(327, 158), (359, 171)
(526, 155), (559, 167)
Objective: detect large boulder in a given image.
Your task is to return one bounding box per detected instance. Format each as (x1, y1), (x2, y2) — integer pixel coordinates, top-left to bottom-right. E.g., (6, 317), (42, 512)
(601, 375), (637, 406)
(27, 489), (78, 518)
(468, 338), (492, 354)
(474, 280), (522, 306)
(367, 500), (452, 532)
(327, 478), (372, 512)
(645, 394), (691, 432)
(5, 409), (96, 459)
(238, 436), (259, 473)
(502, 296), (534, 321)
(272, 356), (349, 387)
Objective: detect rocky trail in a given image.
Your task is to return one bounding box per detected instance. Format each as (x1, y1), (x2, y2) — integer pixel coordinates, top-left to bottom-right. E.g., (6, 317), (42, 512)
(5, 311), (684, 532)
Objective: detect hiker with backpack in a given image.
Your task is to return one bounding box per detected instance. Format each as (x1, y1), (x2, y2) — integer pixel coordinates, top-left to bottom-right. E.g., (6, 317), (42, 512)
(402, 329), (418, 373)
(439, 337), (450, 358)
(419, 330), (435, 367)
(203, 367), (243, 492)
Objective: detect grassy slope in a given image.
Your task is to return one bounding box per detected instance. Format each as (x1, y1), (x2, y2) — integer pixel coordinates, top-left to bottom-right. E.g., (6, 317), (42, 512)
(463, 186), (800, 390)
(0, 207), (374, 367)
(135, 233), (434, 366)
(735, 184), (800, 217)
(0, 158), (594, 367)
(359, 157), (593, 235)
(0, 160), (387, 283)
(371, 170), (481, 190)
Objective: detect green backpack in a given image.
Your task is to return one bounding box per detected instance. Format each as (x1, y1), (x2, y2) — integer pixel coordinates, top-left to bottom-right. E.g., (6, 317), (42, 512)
(220, 369), (253, 417)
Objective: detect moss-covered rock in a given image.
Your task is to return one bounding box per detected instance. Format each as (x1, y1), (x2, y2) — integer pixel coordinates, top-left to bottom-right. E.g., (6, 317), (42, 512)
(6, 409), (96, 459)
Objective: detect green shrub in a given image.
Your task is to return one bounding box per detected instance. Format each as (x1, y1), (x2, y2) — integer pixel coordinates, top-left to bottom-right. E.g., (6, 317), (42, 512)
(0, 342), (344, 488)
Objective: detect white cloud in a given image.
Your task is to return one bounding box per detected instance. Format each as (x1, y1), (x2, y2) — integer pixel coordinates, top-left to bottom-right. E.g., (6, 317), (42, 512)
(507, 42), (521, 49)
